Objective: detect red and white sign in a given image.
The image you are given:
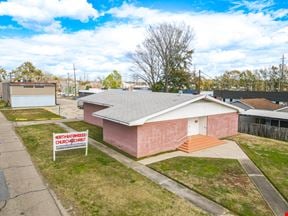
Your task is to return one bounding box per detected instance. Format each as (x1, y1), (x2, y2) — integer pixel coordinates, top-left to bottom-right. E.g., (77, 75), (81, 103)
(53, 130), (88, 161)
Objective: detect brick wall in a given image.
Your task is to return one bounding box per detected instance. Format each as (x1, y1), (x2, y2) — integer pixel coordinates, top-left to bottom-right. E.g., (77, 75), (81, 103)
(103, 120), (138, 157)
(137, 119), (188, 158)
(207, 112), (238, 138)
(83, 103), (107, 127)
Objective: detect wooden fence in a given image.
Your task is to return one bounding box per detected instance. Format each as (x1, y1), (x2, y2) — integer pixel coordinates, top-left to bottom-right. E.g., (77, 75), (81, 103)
(239, 123), (288, 141)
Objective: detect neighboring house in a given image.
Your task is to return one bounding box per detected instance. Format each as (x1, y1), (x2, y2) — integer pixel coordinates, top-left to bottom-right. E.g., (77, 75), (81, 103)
(239, 109), (288, 140)
(2, 82), (56, 108)
(276, 106), (288, 113)
(240, 109), (288, 128)
(80, 91), (241, 158)
(232, 98), (282, 111)
(77, 88), (105, 108)
(78, 88), (104, 98)
(214, 90), (288, 103)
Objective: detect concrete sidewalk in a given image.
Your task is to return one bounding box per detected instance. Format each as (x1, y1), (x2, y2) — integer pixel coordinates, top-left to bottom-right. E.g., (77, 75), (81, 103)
(239, 159), (288, 216)
(0, 113), (68, 216)
(58, 122), (230, 216)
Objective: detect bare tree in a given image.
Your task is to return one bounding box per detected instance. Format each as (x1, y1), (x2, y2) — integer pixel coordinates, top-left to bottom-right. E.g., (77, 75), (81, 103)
(0, 67), (7, 82)
(131, 23), (195, 92)
(131, 40), (162, 89)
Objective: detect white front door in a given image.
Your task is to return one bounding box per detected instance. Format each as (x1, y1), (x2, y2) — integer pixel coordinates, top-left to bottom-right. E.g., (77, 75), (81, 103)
(199, 116), (207, 135)
(187, 117), (200, 136)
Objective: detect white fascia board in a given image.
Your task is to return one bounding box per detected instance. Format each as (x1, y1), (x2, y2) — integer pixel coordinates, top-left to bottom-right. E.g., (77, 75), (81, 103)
(91, 95), (242, 127)
(275, 106), (288, 111)
(93, 113), (131, 126)
(128, 95), (206, 126)
(83, 100), (112, 107)
(204, 95), (244, 112)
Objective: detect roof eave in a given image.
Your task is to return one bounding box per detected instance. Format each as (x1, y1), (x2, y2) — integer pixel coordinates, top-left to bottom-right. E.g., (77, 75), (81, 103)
(93, 113), (131, 126)
(92, 94), (242, 127)
(205, 95), (244, 112)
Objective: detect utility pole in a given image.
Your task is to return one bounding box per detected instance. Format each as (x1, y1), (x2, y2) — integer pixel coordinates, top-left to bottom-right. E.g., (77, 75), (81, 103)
(280, 54), (285, 91)
(73, 64), (77, 97)
(198, 70), (201, 93)
(67, 73), (70, 95)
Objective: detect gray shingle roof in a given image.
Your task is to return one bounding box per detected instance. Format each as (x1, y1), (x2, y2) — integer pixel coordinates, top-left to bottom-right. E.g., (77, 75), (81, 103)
(80, 91), (202, 125)
(241, 109), (288, 120)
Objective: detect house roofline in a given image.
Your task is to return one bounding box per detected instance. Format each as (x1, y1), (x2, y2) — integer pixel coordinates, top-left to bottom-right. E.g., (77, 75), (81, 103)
(92, 94), (242, 126)
(275, 106), (288, 111)
(236, 100), (255, 109)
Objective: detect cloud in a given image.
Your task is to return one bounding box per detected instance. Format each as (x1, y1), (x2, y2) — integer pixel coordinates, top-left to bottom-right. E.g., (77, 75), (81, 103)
(0, 24), (20, 30)
(0, 2), (288, 80)
(231, 0), (274, 12)
(107, 3), (288, 75)
(0, 22), (144, 80)
(0, 0), (99, 32)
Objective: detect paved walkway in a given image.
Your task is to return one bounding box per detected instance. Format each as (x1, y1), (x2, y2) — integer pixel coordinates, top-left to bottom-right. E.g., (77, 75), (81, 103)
(0, 113), (68, 216)
(139, 139), (288, 216)
(139, 140), (248, 165)
(58, 123), (230, 216)
(239, 159), (288, 216)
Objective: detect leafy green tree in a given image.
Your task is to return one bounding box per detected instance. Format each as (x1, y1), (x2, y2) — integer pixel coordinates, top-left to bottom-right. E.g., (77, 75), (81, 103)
(0, 67), (7, 82)
(102, 70), (122, 89)
(240, 70), (257, 91)
(215, 70), (241, 90)
(12, 61), (44, 82)
(168, 69), (192, 92)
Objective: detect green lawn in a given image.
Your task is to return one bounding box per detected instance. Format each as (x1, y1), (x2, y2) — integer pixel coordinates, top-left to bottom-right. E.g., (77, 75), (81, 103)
(63, 121), (136, 159)
(230, 133), (288, 201)
(150, 157), (273, 216)
(1, 108), (62, 121)
(64, 121), (103, 142)
(0, 100), (9, 108)
(16, 124), (205, 216)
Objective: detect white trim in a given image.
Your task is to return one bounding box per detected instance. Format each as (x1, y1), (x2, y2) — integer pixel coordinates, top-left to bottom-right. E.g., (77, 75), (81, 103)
(204, 96), (244, 112)
(93, 95), (242, 126)
(275, 106), (288, 112)
(128, 95), (206, 125)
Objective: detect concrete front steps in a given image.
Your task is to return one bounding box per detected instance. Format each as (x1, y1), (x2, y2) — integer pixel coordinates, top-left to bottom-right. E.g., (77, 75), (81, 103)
(177, 135), (225, 153)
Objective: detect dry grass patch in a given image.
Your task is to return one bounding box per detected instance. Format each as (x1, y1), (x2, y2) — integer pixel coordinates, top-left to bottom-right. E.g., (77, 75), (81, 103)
(150, 157), (273, 216)
(16, 124), (206, 216)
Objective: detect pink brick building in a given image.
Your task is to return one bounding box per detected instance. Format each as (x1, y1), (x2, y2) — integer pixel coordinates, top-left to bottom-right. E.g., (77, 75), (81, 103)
(81, 91), (241, 158)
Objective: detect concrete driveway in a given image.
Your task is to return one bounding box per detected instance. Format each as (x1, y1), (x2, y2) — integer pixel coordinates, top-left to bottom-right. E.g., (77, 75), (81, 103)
(45, 98), (83, 120)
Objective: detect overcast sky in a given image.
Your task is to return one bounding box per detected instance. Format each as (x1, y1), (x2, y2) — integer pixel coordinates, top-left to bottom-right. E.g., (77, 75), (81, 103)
(0, 0), (287, 80)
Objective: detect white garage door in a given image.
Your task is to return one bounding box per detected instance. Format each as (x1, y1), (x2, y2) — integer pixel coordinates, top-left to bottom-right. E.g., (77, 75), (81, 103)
(11, 95), (55, 108)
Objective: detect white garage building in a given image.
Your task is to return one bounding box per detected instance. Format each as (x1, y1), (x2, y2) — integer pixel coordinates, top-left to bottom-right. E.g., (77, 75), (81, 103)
(2, 82), (56, 108)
